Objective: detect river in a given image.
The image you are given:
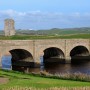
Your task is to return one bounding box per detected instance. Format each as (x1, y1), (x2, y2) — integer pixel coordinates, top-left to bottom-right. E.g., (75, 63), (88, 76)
(44, 62), (90, 74)
(1, 56), (90, 74)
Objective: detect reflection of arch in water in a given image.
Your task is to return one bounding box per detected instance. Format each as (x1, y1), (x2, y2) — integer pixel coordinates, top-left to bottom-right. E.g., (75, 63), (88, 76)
(70, 45), (90, 63)
(43, 47), (65, 67)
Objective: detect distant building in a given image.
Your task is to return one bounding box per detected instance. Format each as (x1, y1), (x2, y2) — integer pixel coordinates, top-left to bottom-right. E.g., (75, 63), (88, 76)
(4, 19), (15, 36)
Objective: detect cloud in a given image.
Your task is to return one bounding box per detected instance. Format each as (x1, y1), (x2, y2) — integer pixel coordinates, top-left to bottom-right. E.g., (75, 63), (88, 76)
(0, 9), (90, 30)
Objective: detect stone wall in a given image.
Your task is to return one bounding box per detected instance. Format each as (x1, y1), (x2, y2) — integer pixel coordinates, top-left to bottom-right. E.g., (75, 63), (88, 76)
(0, 39), (90, 67)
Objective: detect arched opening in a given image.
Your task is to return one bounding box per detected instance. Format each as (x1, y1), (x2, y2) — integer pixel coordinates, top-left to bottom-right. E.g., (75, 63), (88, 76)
(9, 49), (34, 72)
(70, 46), (90, 64)
(43, 47), (65, 68)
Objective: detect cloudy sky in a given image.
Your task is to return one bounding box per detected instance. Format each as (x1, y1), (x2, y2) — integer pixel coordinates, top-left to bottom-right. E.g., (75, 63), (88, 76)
(0, 0), (90, 30)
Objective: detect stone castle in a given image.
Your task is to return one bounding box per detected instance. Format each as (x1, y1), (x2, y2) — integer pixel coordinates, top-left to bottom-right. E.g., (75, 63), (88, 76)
(4, 19), (15, 36)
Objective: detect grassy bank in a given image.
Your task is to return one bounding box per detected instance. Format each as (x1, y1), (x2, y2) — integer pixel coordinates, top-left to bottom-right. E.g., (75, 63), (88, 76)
(3, 86), (90, 90)
(0, 70), (90, 90)
(0, 34), (90, 40)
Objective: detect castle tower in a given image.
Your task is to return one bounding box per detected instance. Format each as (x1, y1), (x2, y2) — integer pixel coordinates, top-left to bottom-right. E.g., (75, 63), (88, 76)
(4, 19), (15, 36)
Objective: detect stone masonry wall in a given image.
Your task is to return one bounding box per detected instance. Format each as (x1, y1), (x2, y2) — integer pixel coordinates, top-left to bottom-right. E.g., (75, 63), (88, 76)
(4, 19), (15, 36)
(0, 39), (90, 67)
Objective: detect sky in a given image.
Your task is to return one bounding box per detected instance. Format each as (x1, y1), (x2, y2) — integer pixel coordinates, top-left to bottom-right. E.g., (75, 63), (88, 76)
(0, 0), (90, 30)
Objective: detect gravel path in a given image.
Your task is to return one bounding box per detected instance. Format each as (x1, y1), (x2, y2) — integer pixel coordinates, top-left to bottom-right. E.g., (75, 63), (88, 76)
(0, 77), (9, 84)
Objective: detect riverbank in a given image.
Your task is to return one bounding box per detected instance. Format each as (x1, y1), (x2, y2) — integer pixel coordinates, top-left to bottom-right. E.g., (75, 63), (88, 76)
(0, 70), (90, 90)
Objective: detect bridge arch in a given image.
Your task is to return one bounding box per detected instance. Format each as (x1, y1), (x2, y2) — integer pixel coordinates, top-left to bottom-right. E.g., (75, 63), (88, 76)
(9, 49), (34, 62)
(43, 47), (65, 67)
(70, 45), (90, 63)
(1, 48), (34, 72)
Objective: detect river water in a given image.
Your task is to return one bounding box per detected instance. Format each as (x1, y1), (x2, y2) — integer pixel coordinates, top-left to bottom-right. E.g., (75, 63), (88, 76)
(44, 62), (90, 74)
(2, 56), (90, 75)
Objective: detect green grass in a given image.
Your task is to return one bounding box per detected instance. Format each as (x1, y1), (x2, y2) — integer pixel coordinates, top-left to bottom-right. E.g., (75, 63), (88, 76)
(0, 34), (90, 40)
(0, 70), (90, 90)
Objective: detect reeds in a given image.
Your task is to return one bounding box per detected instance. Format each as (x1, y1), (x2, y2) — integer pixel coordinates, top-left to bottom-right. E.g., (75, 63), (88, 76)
(1, 69), (90, 82)
(3, 86), (90, 90)
(54, 72), (90, 81)
(39, 71), (90, 82)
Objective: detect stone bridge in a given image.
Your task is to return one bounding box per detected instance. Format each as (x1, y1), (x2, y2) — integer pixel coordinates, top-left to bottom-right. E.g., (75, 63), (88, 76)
(0, 39), (90, 69)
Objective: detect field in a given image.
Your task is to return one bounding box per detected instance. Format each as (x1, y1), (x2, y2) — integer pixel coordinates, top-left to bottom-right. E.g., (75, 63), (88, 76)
(0, 27), (90, 40)
(0, 34), (90, 40)
(0, 70), (90, 90)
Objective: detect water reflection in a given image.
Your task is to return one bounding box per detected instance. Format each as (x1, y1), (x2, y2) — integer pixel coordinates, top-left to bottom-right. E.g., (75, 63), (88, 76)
(40, 56), (44, 71)
(1, 56), (90, 75)
(45, 61), (90, 75)
(2, 55), (12, 70)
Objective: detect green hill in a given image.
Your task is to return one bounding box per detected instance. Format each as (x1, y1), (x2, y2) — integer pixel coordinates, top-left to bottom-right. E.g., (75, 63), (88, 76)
(15, 27), (90, 35)
(1, 27), (90, 37)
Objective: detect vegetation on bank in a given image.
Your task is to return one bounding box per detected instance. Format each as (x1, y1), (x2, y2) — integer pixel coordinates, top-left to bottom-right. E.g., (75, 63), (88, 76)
(0, 34), (90, 40)
(3, 86), (90, 90)
(0, 70), (90, 90)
